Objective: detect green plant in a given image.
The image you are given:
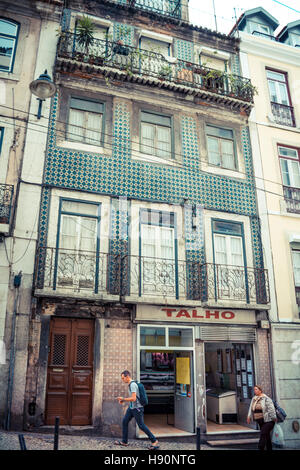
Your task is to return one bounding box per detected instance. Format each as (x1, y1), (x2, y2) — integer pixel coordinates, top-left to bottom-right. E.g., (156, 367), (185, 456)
(158, 64), (172, 78)
(76, 16), (95, 55)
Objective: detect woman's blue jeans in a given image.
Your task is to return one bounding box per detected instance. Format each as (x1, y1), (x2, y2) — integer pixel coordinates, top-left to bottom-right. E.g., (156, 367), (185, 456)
(122, 407), (156, 444)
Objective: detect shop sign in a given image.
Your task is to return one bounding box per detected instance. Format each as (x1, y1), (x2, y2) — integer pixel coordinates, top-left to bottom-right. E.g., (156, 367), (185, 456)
(136, 305), (256, 324)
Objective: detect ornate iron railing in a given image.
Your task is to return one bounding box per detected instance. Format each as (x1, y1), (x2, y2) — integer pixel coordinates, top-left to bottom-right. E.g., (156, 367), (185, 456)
(57, 33), (255, 103)
(283, 186), (300, 214)
(35, 247), (269, 304)
(0, 183), (14, 224)
(101, 0), (182, 19)
(271, 102), (296, 127)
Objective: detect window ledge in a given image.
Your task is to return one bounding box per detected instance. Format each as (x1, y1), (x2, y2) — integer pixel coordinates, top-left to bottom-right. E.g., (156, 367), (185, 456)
(0, 71), (20, 82)
(57, 140), (107, 155)
(202, 161), (246, 180)
(132, 151), (182, 168)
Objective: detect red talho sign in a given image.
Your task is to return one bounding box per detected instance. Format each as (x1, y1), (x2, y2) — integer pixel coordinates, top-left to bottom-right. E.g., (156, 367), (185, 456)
(161, 308), (235, 320)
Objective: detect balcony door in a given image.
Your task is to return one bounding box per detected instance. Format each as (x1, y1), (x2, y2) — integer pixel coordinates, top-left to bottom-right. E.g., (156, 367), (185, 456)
(212, 220), (247, 301)
(55, 200), (100, 292)
(140, 223), (176, 297)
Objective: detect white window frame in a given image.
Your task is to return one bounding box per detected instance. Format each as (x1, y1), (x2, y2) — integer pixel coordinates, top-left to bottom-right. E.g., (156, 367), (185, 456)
(206, 125), (236, 170)
(278, 145), (300, 188)
(140, 111), (172, 160)
(67, 97), (104, 146)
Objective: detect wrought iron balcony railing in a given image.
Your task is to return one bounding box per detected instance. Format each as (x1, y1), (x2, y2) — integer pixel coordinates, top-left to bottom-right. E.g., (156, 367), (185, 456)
(0, 183), (14, 225)
(56, 33), (256, 103)
(35, 247), (270, 305)
(106, 0), (182, 19)
(271, 102), (296, 127)
(283, 186), (300, 214)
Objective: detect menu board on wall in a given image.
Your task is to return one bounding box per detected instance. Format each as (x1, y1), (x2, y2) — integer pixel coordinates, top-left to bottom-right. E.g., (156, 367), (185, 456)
(236, 374), (242, 387)
(243, 386), (248, 398)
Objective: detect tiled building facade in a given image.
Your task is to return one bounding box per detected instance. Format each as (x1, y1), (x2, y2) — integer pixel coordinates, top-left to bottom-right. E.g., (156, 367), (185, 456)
(2, 1), (273, 440)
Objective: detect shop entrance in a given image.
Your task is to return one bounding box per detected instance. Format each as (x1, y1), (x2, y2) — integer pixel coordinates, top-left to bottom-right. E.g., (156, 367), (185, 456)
(138, 326), (195, 436)
(205, 342), (256, 433)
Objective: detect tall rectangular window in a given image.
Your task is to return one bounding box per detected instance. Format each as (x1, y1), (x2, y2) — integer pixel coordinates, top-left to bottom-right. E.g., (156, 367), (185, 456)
(267, 69), (295, 127)
(56, 200), (100, 290)
(206, 125), (236, 170)
(279, 145), (300, 188)
(67, 98), (104, 146)
(0, 19), (19, 72)
(140, 111), (172, 159)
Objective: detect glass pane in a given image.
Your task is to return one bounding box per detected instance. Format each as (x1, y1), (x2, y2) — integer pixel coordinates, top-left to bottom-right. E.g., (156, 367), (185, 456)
(280, 159), (291, 186)
(160, 227), (174, 260)
(169, 328), (193, 347)
(290, 161), (300, 188)
(61, 200), (98, 216)
(140, 327), (166, 346)
(85, 112), (102, 145)
(0, 36), (14, 70)
(266, 70), (286, 82)
(142, 225), (156, 257)
(207, 136), (221, 165)
(156, 125), (171, 159)
(292, 252), (300, 285)
(0, 20), (18, 36)
(268, 80), (278, 102)
(79, 217), (97, 252)
(230, 237), (243, 266)
(214, 235), (227, 265)
(278, 83), (289, 106)
(141, 122), (155, 154)
(221, 139), (235, 169)
(68, 108), (84, 141)
(60, 216), (78, 250)
(278, 146), (298, 159)
(94, 26), (108, 40)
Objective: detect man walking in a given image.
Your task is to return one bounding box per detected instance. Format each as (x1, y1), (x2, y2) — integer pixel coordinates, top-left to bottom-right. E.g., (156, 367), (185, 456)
(115, 370), (159, 449)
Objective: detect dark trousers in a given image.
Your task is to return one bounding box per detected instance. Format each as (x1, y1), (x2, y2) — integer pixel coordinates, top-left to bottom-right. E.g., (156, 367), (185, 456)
(256, 419), (275, 451)
(122, 407), (156, 444)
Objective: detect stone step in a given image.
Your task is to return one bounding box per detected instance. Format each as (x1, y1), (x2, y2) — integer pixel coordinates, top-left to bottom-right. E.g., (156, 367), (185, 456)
(207, 438), (259, 447)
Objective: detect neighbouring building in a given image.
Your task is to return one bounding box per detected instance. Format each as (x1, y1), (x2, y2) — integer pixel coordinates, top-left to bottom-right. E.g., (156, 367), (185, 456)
(3, 0), (274, 444)
(230, 6), (300, 449)
(0, 0), (63, 430)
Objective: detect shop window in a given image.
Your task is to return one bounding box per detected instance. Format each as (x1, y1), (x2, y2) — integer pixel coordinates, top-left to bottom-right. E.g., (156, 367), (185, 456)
(169, 328), (193, 347)
(206, 125), (236, 170)
(0, 18), (19, 72)
(140, 111), (173, 160)
(67, 97), (104, 146)
(140, 327), (166, 347)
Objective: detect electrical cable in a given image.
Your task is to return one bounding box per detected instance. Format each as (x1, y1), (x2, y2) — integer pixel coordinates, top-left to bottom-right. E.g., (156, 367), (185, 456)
(0, 103), (296, 196)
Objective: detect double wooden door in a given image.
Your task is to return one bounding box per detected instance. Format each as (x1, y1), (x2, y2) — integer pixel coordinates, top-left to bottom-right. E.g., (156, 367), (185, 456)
(45, 318), (94, 425)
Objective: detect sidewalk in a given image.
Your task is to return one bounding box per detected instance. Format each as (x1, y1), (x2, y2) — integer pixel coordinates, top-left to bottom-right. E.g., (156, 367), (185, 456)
(0, 430), (213, 451)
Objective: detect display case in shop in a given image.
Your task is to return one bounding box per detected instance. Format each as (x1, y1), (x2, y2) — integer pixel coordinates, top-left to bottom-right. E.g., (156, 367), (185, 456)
(206, 387), (237, 424)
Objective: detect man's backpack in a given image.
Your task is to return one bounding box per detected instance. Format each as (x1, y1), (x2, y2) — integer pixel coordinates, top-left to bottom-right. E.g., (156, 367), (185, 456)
(131, 381), (148, 407)
(273, 400), (287, 423)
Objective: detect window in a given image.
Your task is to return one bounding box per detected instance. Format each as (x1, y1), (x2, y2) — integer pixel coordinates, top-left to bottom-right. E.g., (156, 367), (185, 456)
(0, 18), (19, 72)
(206, 125), (236, 170)
(291, 33), (300, 47)
(140, 209), (176, 296)
(212, 220), (247, 301)
(67, 98), (104, 146)
(140, 37), (170, 57)
(292, 250), (300, 286)
(267, 70), (295, 127)
(249, 21), (271, 36)
(56, 200), (100, 290)
(278, 146), (300, 188)
(140, 111), (172, 159)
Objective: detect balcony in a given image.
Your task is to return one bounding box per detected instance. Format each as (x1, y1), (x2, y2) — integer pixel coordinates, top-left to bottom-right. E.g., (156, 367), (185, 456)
(56, 33), (255, 110)
(271, 102), (296, 127)
(35, 247), (270, 306)
(0, 183), (14, 235)
(283, 186), (300, 214)
(103, 0), (183, 19)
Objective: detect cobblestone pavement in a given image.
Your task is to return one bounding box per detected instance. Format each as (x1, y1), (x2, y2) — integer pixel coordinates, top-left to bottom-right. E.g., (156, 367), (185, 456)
(0, 430), (214, 451)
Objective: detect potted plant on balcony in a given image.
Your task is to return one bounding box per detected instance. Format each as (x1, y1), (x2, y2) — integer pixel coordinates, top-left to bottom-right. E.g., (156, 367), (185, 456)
(227, 74), (258, 101)
(113, 39), (130, 56)
(158, 64), (172, 80)
(76, 16), (95, 62)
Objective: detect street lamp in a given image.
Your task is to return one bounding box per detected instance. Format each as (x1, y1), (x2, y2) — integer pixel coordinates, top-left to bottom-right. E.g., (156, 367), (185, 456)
(29, 70), (57, 119)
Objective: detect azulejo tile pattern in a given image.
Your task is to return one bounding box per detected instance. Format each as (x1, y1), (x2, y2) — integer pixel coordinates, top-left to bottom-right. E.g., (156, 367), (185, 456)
(174, 39), (194, 63)
(36, 92), (264, 289)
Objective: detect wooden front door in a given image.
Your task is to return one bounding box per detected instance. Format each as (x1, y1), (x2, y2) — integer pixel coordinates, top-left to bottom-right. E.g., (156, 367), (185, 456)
(45, 318), (94, 425)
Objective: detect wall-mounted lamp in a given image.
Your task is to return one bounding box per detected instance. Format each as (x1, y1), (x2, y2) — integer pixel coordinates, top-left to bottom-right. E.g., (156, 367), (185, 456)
(29, 70), (57, 119)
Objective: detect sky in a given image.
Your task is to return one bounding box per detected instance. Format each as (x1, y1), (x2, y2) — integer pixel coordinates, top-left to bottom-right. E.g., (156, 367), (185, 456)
(188, 0), (300, 35)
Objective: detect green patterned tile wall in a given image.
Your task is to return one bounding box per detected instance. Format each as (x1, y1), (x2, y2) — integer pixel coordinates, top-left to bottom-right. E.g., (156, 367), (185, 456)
(36, 92), (263, 290)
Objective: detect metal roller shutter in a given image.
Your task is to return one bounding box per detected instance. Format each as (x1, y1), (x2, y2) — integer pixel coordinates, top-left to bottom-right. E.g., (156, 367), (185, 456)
(195, 325), (257, 343)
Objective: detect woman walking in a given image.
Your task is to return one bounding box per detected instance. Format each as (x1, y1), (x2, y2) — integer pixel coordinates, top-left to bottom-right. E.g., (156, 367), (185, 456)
(247, 385), (277, 451)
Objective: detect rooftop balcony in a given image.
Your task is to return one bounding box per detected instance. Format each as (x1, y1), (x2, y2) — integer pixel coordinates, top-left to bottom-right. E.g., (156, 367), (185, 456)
(0, 183), (14, 235)
(56, 33), (256, 112)
(35, 247), (270, 307)
(103, 0), (183, 20)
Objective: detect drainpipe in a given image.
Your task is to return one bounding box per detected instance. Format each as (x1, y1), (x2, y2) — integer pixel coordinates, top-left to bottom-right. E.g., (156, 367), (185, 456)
(5, 272), (22, 430)
(266, 311), (276, 400)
